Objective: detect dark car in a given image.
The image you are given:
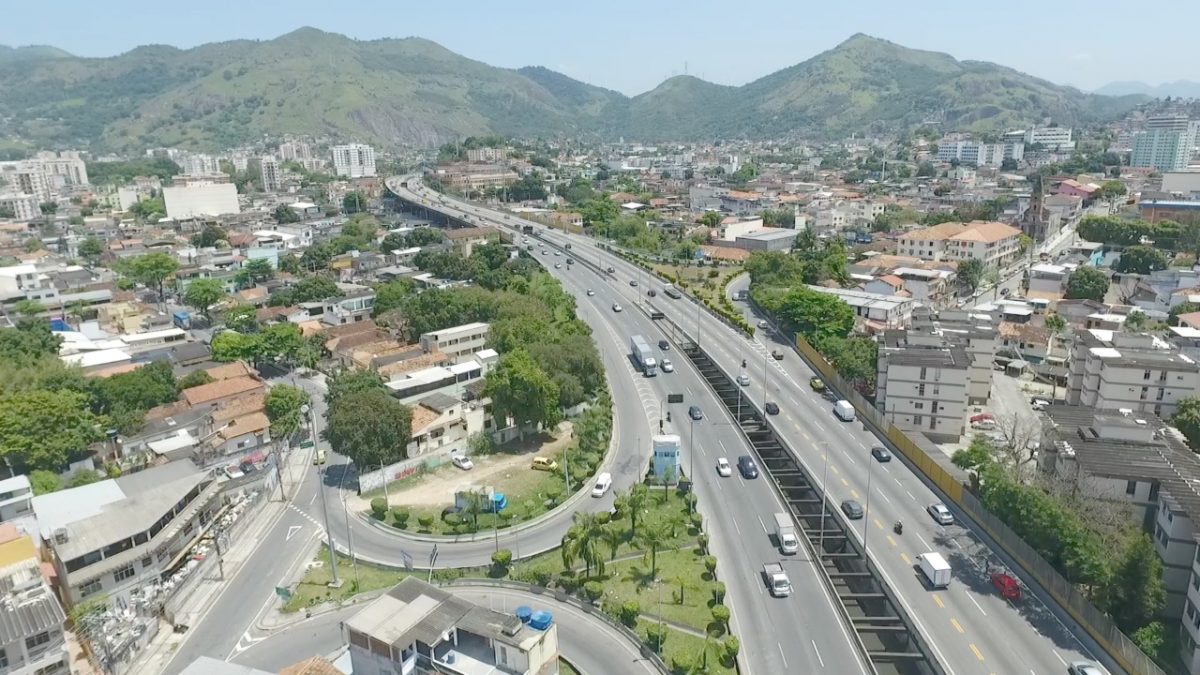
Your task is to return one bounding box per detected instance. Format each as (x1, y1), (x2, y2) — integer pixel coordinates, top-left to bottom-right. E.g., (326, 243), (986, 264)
(737, 455), (759, 479)
(658, 339), (670, 350)
(688, 405), (703, 420)
(647, 289), (657, 297)
(764, 402), (780, 415)
(239, 460), (257, 474)
(871, 446), (892, 462)
(841, 499), (864, 519)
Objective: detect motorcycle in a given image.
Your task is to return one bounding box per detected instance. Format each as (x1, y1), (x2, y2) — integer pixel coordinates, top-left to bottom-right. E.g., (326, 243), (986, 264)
(893, 521), (903, 535)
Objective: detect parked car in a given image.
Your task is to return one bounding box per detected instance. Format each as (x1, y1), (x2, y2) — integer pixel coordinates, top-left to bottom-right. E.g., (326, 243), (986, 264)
(737, 455), (759, 479)
(841, 499), (864, 519)
(716, 457), (732, 477)
(871, 446), (892, 462)
(531, 457), (559, 472)
(757, 319), (769, 329)
(771, 349), (784, 360)
(689, 405), (703, 420)
(586, 289), (595, 296)
(927, 502), (954, 525)
(451, 454), (474, 471)
(764, 402), (780, 415)
(554, 263), (562, 269)
(239, 461), (257, 475)
(313, 448), (327, 465)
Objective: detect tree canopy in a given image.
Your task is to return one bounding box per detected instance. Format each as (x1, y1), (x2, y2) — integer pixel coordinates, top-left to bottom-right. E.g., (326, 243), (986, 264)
(1065, 267), (1109, 302)
(265, 384), (310, 439)
(182, 279), (226, 320)
(116, 252), (179, 303)
(1114, 245), (1169, 274)
(324, 387), (413, 468)
(485, 349), (561, 437)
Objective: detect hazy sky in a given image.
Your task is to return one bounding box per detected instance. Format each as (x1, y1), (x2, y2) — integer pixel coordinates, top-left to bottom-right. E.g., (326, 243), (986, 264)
(3, 0), (1196, 95)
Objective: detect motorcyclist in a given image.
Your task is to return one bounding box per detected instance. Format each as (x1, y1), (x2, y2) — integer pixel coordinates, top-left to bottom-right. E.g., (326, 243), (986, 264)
(741, 359), (747, 368)
(894, 520), (903, 534)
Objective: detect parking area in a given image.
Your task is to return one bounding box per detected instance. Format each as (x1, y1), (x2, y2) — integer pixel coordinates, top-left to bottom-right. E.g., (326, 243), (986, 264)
(935, 369), (1059, 461)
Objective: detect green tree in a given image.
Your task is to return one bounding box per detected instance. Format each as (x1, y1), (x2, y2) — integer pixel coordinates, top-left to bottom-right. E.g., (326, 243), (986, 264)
(273, 205), (301, 224)
(615, 483), (650, 539)
(774, 287), (854, 345)
(1045, 312), (1066, 334)
(12, 299), (45, 318)
(178, 370), (214, 390)
(182, 279), (226, 322)
(91, 360), (178, 422)
(265, 384), (310, 438)
(1115, 245), (1169, 274)
(1125, 310), (1147, 331)
(1172, 397), (1200, 449)
(568, 511), (607, 577)
(0, 389), (103, 471)
(484, 349), (560, 439)
(29, 469), (61, 495)
(952, 435), (997, 473)
(116, 252), (179, 304)
(636, 516), (676, 580)
(1065, 267), (1109, 302)
(1132, 622), (1166, 659)
(235, 258), (275, 288)
(957, 258), (985, 293)
(342, 191), (368, 214)
(67, 469), (105, 488)
(223, 304), (259, 333)
(324, 388), (413, 468)
(0, 322), (61, 361)
(699, 211), (722, 228)
(78, 235), (104, 263)
(210, 331), (260, 363)
(191, 224), (229, 248)
(1103, 535), (1165, 633)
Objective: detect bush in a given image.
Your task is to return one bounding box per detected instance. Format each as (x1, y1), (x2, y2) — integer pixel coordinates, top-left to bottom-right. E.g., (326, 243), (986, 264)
(690, 512), (703, 530)
(596, 511), (611, 525)
(417, 514), (434, 530)
(618, 600), (640, 627)
(712, 581), (726, 603)
(723, 636), (740, 663)
(711, 603), (730, 628)
(583, 580), (603, 603)
(703, 556), (717, 575)
(392, 509), (411, 528)
(491, 549), (513, 569)
(645, 622), (668, 652)
(369, 497), (388, 519)
(444, 513), (463, 527)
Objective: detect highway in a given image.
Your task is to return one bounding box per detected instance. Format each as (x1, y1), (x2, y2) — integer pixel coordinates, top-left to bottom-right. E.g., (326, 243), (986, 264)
(395, 177), (1115, 675)
(391, 178), (868, 674)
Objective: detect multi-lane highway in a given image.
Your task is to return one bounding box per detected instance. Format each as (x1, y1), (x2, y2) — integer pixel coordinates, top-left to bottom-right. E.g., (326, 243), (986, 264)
(395, 176), (1116, 675)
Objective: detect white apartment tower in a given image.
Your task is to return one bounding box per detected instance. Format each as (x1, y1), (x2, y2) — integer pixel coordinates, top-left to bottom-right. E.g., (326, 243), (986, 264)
(1132, 116), (1198, 171)
(260, 156), (282, 193)
(331, 143), (376, 178)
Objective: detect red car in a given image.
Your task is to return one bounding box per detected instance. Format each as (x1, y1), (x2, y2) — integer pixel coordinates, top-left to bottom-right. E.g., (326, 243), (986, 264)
(991, 572), (1021, 601)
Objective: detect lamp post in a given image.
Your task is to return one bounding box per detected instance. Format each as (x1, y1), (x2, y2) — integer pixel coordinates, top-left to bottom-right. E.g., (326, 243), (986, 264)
(302, 403), (340, 588)
(818, 444), (830, 555)
(340, 492), (360, 590)
(863, 445), (876, 557)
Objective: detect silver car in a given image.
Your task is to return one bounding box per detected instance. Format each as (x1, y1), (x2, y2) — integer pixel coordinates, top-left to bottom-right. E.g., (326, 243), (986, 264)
(927, 502), (954, 526)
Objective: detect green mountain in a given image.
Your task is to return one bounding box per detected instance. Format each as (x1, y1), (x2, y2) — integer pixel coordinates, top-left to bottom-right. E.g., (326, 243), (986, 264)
(0, 29), (1144, 150)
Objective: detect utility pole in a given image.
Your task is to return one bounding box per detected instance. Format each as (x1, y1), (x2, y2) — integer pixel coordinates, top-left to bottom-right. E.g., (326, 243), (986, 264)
(818, 444), (830, 555)
(303, 404), (340, 588)
(341, 493), (359, 590)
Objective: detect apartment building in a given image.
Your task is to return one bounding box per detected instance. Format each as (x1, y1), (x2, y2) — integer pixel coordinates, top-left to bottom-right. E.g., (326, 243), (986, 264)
(909, 307), (998, 405)
(1132, 116), (1198, 171)
(0, 152), (88, 202)
(896, 221), (1022, 269)
(0, 528), (69, 675)
(1067, 330), (1200, 418)
(420, 322), (490, 364)
(260, 156), (282, 193)
(1007, 127), (1074, 151)
(277, 141), (312, 162)
(0, 194), (38, 222)
(32, 461), (220, 605)
(0, 476), (34, 529)
(163, 181), (240, 220)
(936, 140), (1024, 167)
(344, 577), (559, 675)
(332, 143), (376, 178)
(876, 330), (972, 442)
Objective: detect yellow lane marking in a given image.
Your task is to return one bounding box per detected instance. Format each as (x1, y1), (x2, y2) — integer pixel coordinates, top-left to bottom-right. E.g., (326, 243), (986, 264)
(841, 478), (849, 487)
(886, 535), (896, 547)
(900, 553), (911, 565)
(969, 644), (985, 661)
(831, 465), (840, 475)
(850, 489), (860, 499)
(873, 518), (883, 530)
(951, 618), (965, 634)
(932, 594), (944, 609)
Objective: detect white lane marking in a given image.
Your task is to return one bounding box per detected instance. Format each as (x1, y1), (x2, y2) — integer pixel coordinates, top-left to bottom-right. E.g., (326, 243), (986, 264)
(878, 491), (891, 504)
(1053, 651), (1067, 666)
(778, 643), (788, 670)
(757, 515), (768, 533)
(967, 593), (988, 616)
(949, 538), (961, 548)
(905, 490), (916, 500)
(286, 525), (302, 541)
(732, 518), (742, 535)
(810, 640), (824, 668)
(917, 533), (932, 550)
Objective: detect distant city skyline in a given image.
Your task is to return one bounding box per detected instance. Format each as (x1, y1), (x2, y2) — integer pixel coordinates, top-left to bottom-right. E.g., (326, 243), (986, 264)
(3, 0), (1198, 96)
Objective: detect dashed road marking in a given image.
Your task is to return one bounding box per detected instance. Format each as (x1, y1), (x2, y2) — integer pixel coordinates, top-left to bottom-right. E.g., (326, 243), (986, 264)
(969, 644), (985, 661)
(951, 618), (965, 634)
(932, 594), (944, 609)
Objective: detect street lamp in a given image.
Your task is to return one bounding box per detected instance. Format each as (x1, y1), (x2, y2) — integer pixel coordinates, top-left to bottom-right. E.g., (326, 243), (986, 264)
(818, 444), (830, 555)
(340, 491), (360, 590)
(301, 403), (340, 588)
(863, 444), (876, 557)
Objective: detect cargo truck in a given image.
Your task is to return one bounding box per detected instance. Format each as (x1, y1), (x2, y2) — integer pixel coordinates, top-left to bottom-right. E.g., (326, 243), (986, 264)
(630, 335), (658, 376)
(762, 562), (792, 597)
(773, 512), (799, 555)
(917, 552), (951, 588)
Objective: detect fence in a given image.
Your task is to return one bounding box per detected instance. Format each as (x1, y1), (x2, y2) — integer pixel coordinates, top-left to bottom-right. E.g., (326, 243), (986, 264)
(439, 578), (672, 675)
(789, 328), (1163, 675)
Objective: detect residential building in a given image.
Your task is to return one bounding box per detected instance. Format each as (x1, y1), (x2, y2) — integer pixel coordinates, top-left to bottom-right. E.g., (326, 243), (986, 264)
(163, 181), (240, 220)
(1008, 127), (1074, 151)
(322, 288), (376, 326)
(32, 461), (221, 605)
(936, 140), (1023, 167)
(896, 221), (1022, 269)
(0, 194), (38, 222)
(0, 152), (87, 201)
(1055, 179), (1098, 201)
(179, 154), (219, 177)
(277, 141), (312, 162)
(1067, 330), (1200, 418)
(420, 322), (490, 364)
(331, 144), (376, 178)
(734, 228), (800, 251)
(386, 350), (496, 405)
(407, 393), (487, 458)
(0, 527), (69, 675)
(876, 330), (972, 442)
(890, 267), (956, 306)
(1027, 263), (1070, 296)
(343, 576), (560, 675)
(804, 285), (915, 331)
(715, 218), (763, 242)
(445, 227), (500, 257)
(0, 164), (49, 202)
(260, 156), (282, 193)
(0, 476), (33, 528)
(466, 147), (505, 163)
(1131, 116), (1198, 171)
(910, 307), (998, 405)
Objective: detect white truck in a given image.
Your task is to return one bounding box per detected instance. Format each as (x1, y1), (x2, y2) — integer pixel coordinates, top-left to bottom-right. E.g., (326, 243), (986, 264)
(773, 512), (799, 555)
(763, 562), (792, 597)
(834, 399), (856, 422)
(917, 551), (952, 588)
(630, 335), (658, 376)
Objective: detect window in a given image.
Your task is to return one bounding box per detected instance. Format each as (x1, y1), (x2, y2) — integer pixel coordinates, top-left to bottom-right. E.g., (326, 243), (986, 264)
(79, 579), (102, 598)
(113, 565), (135, 583)
(25, 631), (50, 650)
(141, 556), (153, 569)
(913, 415), (923, 426)
(1127, 480), (1137, 496)
(914, 402), (924, 410)
(1144, 369), (1152, 380)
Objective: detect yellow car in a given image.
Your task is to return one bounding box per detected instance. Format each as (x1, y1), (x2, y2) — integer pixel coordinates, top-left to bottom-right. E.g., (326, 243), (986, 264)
(313, 448), (327, 465)
(531, 457), (559, 472)
(809, 378), (826, 392)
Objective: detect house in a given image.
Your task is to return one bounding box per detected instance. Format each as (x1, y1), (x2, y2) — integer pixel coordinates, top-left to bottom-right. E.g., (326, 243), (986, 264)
(182, 375), (265, 408)
(33, 461), (221, 605)
(343, 577), (560, 675)
(407, 393), (486, 459)
(1055, 179), (1098, 200)
(0, 475), (34, 528)
(323, 287), (376, 326)
(419, 322), (490, 365)
(998, 321), (1052, 363)
(804, 286), (915, 331)
(864, 275), (906, 297)
(0, 526), (69, 675)
(445, 227), (500, 257)
(1027, 263), (1070, 296)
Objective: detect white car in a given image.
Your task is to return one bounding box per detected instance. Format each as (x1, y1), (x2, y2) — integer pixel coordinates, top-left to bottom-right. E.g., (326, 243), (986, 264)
(586, 289), (595, 296)
(757, 319), (769, 329)
(451, 454), (474, 471)
(736, 373), (750, 386)
(542, 250), (549, 255)
(716, 458), (732, 477)
(554, 251), (561, 257)
(927, 502), (954, 525)
(661, 358), (674, 372)
(612, 303), (623, 312)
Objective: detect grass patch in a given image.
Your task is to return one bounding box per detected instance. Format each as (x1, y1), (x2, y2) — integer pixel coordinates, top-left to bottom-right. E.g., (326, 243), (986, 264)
(387, 467), (569, 536)
(637, 624), (736, 675)
(559, 659), (581, 675)
(601, 548), (722, 632)
(282, 548), (470, 612)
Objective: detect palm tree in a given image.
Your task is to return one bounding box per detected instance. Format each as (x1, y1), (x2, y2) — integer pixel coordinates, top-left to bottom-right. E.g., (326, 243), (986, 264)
(461, 491), (484, 533)
(572, 512), (606, 577)
(560, 533), (578, 572)
(601, 525), (624, 563)
(623, 484), (650, 538)
(636, 517), (677, 580)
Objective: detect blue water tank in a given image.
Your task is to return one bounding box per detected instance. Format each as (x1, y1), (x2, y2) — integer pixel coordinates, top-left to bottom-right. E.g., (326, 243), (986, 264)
(515, 606), (532, 623)
(529, 610), (553, 631)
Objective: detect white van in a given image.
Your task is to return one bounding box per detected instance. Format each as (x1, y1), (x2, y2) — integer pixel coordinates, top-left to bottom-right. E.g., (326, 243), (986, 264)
(834, 400), (855, 422)
(591, 472), (612, 497)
